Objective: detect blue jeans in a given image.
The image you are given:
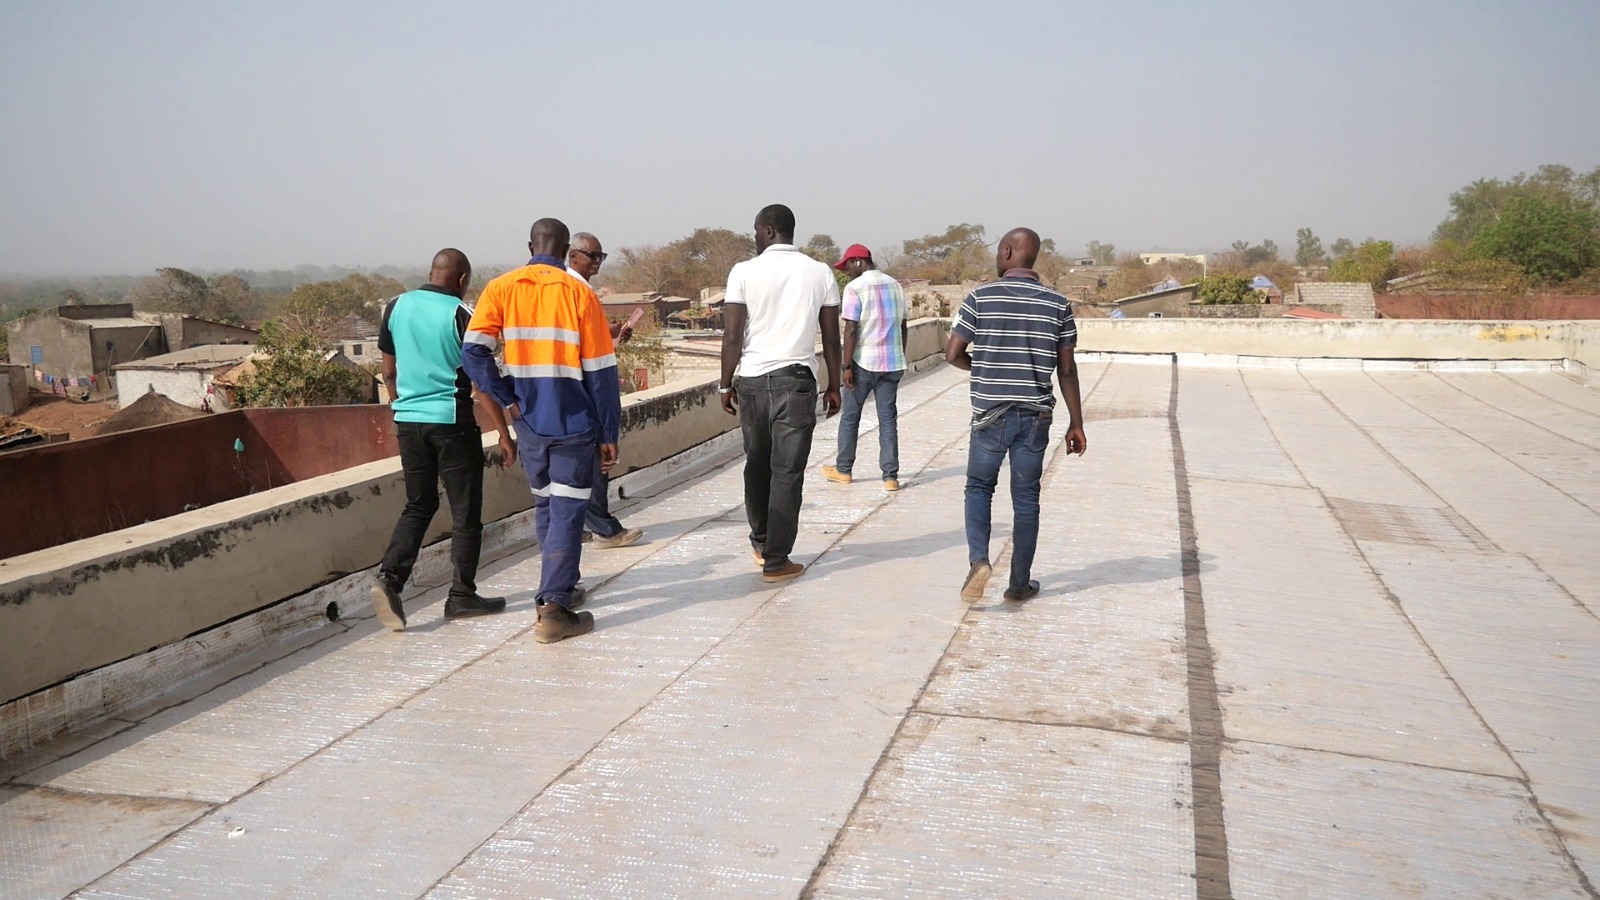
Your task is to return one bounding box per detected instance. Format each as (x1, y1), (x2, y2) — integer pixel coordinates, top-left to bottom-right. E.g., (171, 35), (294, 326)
(834, 367), (902, 480)
(585, 455), (624, 538)
(964, 408), (1051, 591)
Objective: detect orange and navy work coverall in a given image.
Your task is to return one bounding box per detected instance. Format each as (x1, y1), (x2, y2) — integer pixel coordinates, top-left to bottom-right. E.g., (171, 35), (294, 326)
(461, 261), (621, 447)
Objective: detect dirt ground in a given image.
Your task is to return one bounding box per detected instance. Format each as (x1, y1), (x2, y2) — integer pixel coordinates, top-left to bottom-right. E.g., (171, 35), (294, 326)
(5, 390), (119, 439)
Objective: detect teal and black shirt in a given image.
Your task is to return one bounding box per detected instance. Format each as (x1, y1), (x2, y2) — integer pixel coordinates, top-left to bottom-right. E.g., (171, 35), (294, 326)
(378, 285), (475, 426)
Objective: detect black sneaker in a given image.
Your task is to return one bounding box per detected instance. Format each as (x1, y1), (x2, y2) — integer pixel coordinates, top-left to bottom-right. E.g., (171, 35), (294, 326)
(444, 594), (507, 619)
(1003, 580), (1040, 602)
(371, 576), (406, 632)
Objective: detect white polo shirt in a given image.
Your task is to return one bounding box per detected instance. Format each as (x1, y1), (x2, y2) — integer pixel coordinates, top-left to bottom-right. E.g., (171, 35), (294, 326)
(725, 244), (841, 379)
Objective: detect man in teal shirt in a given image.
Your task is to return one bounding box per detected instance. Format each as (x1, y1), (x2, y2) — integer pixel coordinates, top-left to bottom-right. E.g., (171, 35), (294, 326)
(371, 248), (515, 631)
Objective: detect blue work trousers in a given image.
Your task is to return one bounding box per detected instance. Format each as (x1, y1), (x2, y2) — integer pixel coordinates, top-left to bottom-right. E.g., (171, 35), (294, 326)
(516, 421), (597, 609)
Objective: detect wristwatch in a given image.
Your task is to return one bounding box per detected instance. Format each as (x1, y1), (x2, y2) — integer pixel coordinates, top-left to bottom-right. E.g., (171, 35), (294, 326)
(717, 385), (734, 395)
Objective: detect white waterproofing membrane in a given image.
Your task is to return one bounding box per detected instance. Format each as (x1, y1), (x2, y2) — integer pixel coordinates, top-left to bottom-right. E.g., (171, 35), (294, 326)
(2, 360), (1597, 899)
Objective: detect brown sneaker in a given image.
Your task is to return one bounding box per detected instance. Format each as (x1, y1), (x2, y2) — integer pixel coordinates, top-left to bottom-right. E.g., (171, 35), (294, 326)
(370, 577), (406, 632)
(535, 601), (594, 643)
(762, 561), (805, 583)
(960, 561), (991, 601)
(593, 527), (643, 549)
(883, 478), (900, 492)
(821, 464), (852, 485)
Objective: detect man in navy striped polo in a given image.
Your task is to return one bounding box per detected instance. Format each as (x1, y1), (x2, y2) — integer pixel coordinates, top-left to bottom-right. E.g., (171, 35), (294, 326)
(944, 228), (1087, 602)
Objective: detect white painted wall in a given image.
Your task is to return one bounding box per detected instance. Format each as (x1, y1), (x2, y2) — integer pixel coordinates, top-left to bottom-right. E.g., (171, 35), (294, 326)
(114, 368), (227, 410)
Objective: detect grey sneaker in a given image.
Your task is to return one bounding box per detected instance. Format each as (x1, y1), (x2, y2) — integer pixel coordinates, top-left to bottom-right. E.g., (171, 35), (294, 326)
(371, 576), (405, 632)
(593, 527), (643, 550)
(960, 561), (992, 601)
(535, 601), (594, 644)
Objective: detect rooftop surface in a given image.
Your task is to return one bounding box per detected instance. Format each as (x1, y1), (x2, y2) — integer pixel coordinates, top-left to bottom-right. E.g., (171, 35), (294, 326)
(111, 344), (255, 369)
(3, 359), (1598, 898)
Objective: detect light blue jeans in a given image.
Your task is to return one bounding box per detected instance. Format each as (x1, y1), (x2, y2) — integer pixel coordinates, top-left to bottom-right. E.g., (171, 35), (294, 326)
(964, 408), (1051, 591)
(834, 367), (902, 480)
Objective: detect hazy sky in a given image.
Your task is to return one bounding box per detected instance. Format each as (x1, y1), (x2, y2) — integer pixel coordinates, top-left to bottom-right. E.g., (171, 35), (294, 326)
(2, 0), (1597, 276)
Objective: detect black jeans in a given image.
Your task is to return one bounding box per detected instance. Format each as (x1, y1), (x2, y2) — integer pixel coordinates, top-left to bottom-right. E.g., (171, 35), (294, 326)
(379, 422), (485, 600)
(736, 365), (818, 571)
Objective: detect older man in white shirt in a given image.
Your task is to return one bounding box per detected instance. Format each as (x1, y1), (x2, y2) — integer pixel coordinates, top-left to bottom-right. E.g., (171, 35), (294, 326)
(565, 231), (644, 550)
(718, 203), (842, 583)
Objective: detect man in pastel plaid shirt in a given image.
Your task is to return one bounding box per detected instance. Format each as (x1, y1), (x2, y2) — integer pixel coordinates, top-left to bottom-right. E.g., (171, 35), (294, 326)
(822, 244), (909, 492)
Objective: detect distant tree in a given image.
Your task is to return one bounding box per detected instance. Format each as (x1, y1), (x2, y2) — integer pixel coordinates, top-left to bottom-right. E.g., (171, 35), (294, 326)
(1432, 257), (1528, 295)
(1330, 238), (1356, 259)
(1328, 239), (1399, 289)
(904, 223), (987, 263)
(1435, 163), (1600, 249)
(1243, 239), (1279, 267)
(609, 245), (677, 294)
(670, 227), (755, 295)
(1196, 273), (1261, 305)
(614, 317), (669, 392)
(802, 234), (841, 264)
(282, 273), (403, 337)
(1295, 228), (1326, 267)
(127, 267), (244, 323)
(902, 223), (990, 282)
(1101, 258), (1152, 301)
(1468, 195), (1598, 284)
(1033, 237), (1075, 286)
(1086, 241), (1116, 265)
(206, 273), (259, 322)
(233, 321), (369, 408)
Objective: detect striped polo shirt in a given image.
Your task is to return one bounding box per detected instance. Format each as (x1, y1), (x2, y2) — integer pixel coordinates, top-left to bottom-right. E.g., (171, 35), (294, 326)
(841, 269), (907, 372)
(461, 260), (621, 442)
(951, 268), (1077, 420)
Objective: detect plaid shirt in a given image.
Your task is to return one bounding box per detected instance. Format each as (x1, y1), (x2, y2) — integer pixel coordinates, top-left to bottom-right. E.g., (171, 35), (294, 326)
(841, 269), (907, 372)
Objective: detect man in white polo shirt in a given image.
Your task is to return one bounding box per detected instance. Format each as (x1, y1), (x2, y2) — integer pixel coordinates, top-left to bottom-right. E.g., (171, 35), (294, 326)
(718, 203), (842, 583)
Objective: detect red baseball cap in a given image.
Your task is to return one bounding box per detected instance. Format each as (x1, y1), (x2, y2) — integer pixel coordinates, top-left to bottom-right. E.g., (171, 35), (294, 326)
(834, 244), (872, 271)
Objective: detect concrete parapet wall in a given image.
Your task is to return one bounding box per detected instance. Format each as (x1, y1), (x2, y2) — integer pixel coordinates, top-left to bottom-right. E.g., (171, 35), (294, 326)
(1077, 318), (1599, 371)
(0, 318), (954, 725)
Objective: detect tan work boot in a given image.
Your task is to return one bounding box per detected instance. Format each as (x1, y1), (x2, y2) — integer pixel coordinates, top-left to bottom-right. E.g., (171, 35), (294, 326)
(594, 527), (643, 549)
(883, 478), (900, 492)
(821, 464), (852, 484)
(535, 601), (594, 643)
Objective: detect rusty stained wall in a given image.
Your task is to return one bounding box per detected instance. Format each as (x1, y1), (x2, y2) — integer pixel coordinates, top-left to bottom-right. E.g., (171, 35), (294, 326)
(0, 405), (399, 560)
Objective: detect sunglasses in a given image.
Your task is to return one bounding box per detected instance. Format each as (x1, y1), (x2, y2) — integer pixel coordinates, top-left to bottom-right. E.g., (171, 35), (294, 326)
(572, 248), (608, 264)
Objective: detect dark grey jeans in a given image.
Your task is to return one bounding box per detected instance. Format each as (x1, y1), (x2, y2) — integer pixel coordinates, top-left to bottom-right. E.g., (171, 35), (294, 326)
(736, 364), (818, 572)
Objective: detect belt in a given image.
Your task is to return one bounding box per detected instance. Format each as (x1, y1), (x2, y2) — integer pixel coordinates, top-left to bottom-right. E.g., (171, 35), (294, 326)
(739, 364), (814, 379)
